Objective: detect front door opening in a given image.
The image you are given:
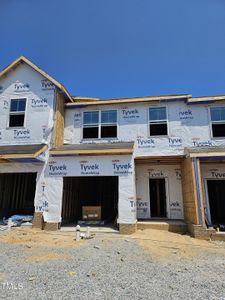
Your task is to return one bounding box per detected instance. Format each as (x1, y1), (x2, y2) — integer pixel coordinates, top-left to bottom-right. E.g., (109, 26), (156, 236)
(207, 180), (225, 225)
(0, 173), (37, 219)
(149, 178), (167, 218)
(62, 176), (118, 226)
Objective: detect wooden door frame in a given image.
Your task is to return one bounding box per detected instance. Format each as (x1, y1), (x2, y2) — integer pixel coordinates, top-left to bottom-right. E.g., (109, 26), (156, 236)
(149, 177), (170, 219)
(204, 178), (225, 225)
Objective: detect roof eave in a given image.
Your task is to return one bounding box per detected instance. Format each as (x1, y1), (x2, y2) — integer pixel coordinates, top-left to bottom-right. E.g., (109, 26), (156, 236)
(0, 144), (48, 160)
(0, 56), (73, 102)
(188, 95), (225, 104)
(66, 94), (192, 108)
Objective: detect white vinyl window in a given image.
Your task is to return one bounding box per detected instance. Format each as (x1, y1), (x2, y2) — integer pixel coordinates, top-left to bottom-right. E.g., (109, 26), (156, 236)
(210, 107), (225, 138)
(149, 107), (168, 136)
(83, 110), (117, 139)
(101, 110), (117, 138)
(9, 98), (26, 127)
(83, 111), (99, 139)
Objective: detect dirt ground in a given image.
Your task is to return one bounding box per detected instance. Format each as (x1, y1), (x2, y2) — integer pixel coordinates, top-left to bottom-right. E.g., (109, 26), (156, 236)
(1, 227), (225, 261)
(131, 229), (225, 261)
(1, 228), (225, 299)
(0, 227), (84, 248)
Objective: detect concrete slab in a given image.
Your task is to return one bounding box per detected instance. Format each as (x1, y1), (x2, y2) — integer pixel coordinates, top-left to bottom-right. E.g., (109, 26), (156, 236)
(137, 220), (187, 233)
(60, 225), (119, 234)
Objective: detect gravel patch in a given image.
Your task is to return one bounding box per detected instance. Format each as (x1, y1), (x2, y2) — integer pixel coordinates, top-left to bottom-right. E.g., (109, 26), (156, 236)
(0, 230), (225, 300)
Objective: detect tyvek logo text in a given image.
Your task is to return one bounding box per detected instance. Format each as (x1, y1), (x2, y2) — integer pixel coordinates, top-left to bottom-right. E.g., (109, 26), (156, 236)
(80, 161), (100, 175)
(14, 82), (30, 92)
(13, 129), (30, 139)
(168, 137), (182, 148)
(179, 109), (193, 120)
(211, 171), (225, 178)
(137, 137), (155, 149)
(192, 140), (213, 147)
(41, 79), (55, 90)
(48, 162), (68, 176)
(112, 162), (132, 175)
(31, 98), (48, 108)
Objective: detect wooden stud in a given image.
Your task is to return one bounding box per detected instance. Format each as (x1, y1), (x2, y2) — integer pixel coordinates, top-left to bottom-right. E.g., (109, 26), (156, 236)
(53, 91), (65, 148)
(50, 148), (133, 156)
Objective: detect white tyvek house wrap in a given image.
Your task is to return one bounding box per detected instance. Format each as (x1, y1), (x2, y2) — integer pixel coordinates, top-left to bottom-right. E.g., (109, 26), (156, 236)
(0, 161), (63, 223)
(0, 62), (60, 222)
(0, 161), (47, 216)
(201, 164), (225, 180)
(0, 63), (55, 145)
(44, 155), (137, 224)
(41, 177), (63, 223)
(118, 175), (136, 224)
(201, 164), (225, 225)
(45, 155), (133, 177)
(0, 162), (60, 222)
(63, 100), (225, 224)
(3, 62), (225, 225)
(136, 164), (184, 220)
(35, 171), (63, 223)
(64, 101), (225, 155)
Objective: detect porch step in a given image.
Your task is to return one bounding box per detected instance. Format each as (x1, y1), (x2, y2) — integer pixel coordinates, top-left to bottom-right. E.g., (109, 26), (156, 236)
(211, 232), (225, 242)
(137, 220), (187, 234)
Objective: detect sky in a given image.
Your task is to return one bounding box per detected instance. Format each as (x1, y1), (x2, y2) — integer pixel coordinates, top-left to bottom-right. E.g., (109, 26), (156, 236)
(1, 0), (225, 98)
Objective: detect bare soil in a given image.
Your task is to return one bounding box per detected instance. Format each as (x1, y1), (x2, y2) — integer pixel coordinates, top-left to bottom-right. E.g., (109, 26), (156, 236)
(1, 228), (225, 299)
(131, 229), (225, 261)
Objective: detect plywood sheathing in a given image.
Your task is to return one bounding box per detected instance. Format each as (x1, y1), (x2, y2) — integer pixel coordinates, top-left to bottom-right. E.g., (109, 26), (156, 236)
(32, 212), (44, 229)
(44, 223), (59, 231)
(50, 142), (134, 156)
(53, 91), (65, 148)
(181, 157), (200, 225)
(135, 155), (183, 165)
(194, 158), (205, 226)
(119, 223), (137, 234)
(50, 148), (133, 156)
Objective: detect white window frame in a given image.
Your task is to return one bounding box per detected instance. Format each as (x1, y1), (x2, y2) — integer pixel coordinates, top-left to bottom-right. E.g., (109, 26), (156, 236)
(209, 106), (225, 139)
(82, 109), (118, 140)
(8, 98), (27, 128)
(82, 110), (99, 139)
(148, 106), (168, 137)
